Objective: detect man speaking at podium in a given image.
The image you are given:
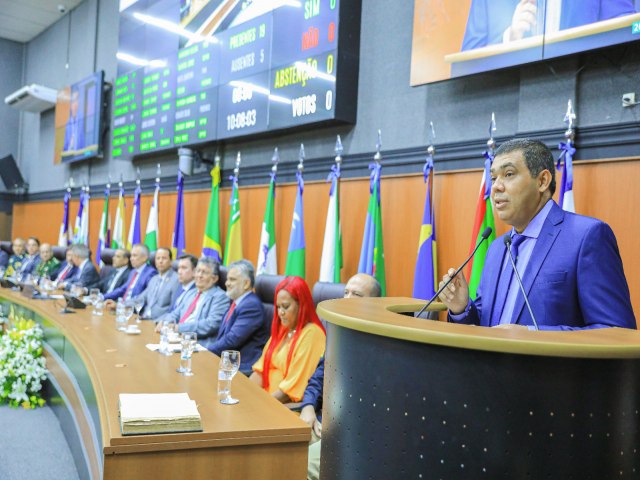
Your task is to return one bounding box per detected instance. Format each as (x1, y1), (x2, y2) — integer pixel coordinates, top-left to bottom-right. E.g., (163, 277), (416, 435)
(440, 139), (636, 331)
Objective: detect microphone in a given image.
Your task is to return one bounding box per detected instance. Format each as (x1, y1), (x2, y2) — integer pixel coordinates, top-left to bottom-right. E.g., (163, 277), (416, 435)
(416, 226), (493, 318)
(503, 236), (539, 331)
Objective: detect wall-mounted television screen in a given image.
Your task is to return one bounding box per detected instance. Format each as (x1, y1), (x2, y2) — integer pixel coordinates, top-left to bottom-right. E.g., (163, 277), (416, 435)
(112, 0), (361, 160)
(411, 0), (640, 86)
(54, 70), (105, 164)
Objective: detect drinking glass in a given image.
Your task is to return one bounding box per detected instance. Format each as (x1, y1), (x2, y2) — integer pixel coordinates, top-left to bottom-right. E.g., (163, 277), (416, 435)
(89, 288), (100, 305)
(218, 350), (241, 405)
(159, 321), (175, 356)
(177, 332), (197, 375)
(92, 293), (104, 316)
(123, 301), (135, 328)
(134, 299), (145, 323)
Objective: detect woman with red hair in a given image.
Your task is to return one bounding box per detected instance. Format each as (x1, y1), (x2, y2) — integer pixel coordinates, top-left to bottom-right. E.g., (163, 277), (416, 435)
(250, 276), (326, 403)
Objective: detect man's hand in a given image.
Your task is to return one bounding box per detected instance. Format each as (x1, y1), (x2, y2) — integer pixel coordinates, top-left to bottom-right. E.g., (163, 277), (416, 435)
(104, 299), (116, 311)
(300, 404), (317, 427)
(438, 268), (470, 315)
(505, 0), (537, 42)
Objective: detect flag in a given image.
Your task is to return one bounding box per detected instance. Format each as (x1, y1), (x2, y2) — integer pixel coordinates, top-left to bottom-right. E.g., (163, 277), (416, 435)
(413, 153), (437, 300)
(466, 151), (497, 299)
(557, 140), (576, 213)
(285, 171), (306, 278)
(202, 164), (223, 262)
(127, 183), (142, 249)
(358, 163), (386, 295)
(224, 173), (243, 266)
(111, 184), (126, 249)
(97, 185), (110, 267)
(144, 180), (160, 253)
(72, 188), (89, 245)
(319, 163), (343, 283)
(257, 170), (278, 275)
(171, 170), (186, 259)
(58, 189), (71, 247)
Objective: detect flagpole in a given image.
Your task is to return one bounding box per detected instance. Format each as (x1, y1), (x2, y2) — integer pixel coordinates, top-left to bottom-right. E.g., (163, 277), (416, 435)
(285, 144), (306, 278)
(557, 100), (577, 213)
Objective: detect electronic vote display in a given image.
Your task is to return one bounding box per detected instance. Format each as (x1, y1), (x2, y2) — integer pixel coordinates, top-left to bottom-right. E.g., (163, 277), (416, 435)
(112, 0), (360, 160)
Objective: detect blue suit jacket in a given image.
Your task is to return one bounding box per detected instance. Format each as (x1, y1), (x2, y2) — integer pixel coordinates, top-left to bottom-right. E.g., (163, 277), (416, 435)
(20, 254), (41, 275)
(69, 260), (101, 290)
(104, 265), (157, 300)
(172, 286), (231, 347)
(54, 261), (77, 282)
(301, 357), (324, 420)
(450, 203), (636, 330)
(462, 0), (636, 51)
(208, 292), (268, 373)
(0, 250), (8, 268)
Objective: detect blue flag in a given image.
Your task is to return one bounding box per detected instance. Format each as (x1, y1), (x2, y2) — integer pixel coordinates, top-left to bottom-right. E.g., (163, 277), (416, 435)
(171, 170), (186, 258)
(285, 171), (306, 278)
(413, 153), (437, 300)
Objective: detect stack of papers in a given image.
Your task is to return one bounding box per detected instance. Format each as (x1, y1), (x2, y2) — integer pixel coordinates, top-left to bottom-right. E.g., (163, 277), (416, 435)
(119, 392), (202, 435)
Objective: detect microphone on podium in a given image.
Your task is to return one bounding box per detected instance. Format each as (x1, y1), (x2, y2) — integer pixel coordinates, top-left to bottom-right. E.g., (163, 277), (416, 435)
(503, 236), (539, 331)
(416, 226), (493, 319)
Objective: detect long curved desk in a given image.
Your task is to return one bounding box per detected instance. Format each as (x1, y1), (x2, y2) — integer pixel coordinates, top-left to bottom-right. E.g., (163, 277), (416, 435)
(317, 297), (640, 480)
(0, 290), (309, 479)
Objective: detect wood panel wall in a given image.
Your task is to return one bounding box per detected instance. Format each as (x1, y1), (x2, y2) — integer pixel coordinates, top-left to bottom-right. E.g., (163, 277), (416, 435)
(11, 158), (640, 319)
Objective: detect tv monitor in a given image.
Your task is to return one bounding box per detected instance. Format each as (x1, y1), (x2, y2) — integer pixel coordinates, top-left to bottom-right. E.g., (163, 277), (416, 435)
(54, 71), (105, 164)
(0, 154), (27, 191)
(411, 0), (640, 86)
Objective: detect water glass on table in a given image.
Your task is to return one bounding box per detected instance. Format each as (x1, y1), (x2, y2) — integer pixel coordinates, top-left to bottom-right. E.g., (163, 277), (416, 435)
(159, 321), (176, 356)
(218, 350), (241, 405)
(177, 332), (197, 376)
(133, 299), (145, 323)
(89, 288), (100, 305)
(92, 293), (104, 316)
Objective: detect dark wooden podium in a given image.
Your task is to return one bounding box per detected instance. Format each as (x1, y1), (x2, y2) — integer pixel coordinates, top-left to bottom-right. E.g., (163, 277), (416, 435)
(317, 297), (640, 480)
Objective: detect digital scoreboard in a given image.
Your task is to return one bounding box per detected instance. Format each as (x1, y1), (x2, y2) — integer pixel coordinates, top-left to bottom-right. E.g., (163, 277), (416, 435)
(113, 0), (361, 160)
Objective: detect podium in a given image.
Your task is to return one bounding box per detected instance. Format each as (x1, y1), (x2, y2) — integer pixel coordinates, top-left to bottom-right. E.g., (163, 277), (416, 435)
(317, 297), (640, 479)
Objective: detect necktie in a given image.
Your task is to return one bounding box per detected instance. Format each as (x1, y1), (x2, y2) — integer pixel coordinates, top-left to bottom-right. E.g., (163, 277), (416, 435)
(179, 292), (201, 324)
(223, 302), (237, 325)
(123, 271), (139, 300)
(491, 234), (526, 326)
(58, 264), (71, 281)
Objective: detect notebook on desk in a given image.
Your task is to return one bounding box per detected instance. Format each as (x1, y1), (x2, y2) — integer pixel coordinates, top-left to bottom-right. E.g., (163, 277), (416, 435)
(118, 392), (202, 436)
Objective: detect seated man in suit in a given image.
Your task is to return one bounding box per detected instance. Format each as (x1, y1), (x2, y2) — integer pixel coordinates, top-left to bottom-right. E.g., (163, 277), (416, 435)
(134, 247), (179, 320)
(61, 244), (101, 291)
(54, 249), (77, 283)
(163, 257), (230, 349)
(104, 244), (157, 304)
(5, 237), (26, 277)
(155, 253), (198, 329)
(20, 237), (41, 275)
(0, 247), (8, 269)
(99, 249), (131, 294)
(208, 260), (268, 375)
(439, 138), (636, 330)
(36, 243), (60, 279)
(303, 273), (381, 480)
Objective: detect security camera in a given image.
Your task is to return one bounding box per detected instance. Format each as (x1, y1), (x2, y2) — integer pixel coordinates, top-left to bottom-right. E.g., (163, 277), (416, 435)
(57, 4), (67, 13)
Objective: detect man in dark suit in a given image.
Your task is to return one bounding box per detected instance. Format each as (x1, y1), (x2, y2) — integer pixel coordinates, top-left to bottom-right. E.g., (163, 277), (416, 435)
(104, 244), (157, 303)
(440, 138), (636, 330)
(62, 244), (100, 291)
(461, 0), (636, 51)
(54, 249), (77, 283)
(20, 237), (41, 275)
(99, 249), (131, 294)
(208, 260), (268, 374)
(0, 248), (8, 269)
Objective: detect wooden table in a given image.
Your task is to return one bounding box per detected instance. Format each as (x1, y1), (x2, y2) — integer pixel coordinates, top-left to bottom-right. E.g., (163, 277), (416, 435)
(0, 289), (309, 480)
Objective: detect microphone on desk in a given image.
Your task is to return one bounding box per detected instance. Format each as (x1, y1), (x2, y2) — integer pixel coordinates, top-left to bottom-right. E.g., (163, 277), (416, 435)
(504, 236), (539, 331)
(416, 226), (493, 319)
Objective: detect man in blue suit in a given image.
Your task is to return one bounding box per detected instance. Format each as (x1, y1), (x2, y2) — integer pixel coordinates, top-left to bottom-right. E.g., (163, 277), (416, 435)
(461, 0), (636, 51)
(440, 138), (636, 331)
(62, 244), (100, 291)
(104, 244), (157, 303)
(208, 260), (268, 375)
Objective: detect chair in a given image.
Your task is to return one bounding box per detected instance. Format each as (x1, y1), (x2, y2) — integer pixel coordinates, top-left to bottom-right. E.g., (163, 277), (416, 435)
(52, 246), (67, 261)
(312, 282), (346, 306)
(99, 248), (116, 279)
(254, 274), (285, 333)
(0, 241), (13, 256)
(218, 265), (228, 291)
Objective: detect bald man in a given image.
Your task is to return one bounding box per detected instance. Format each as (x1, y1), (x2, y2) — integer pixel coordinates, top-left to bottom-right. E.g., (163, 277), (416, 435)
(303, 273), (381, 480)
(36, 243), (61, 278)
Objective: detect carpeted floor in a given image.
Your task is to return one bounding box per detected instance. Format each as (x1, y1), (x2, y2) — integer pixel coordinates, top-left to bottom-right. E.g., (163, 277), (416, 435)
(0, 405), (79, 480)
